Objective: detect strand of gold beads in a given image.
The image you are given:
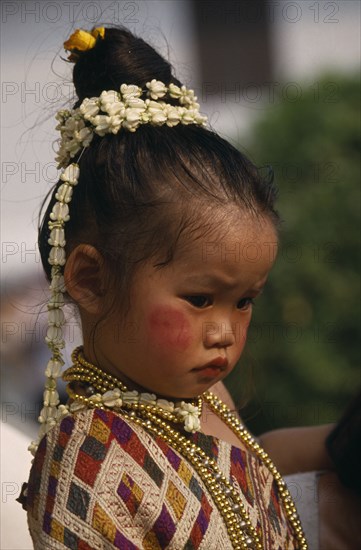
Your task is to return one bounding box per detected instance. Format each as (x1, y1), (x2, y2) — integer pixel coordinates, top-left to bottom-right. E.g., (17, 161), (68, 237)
(63, 346), (202, 421)
(121, 408), (261, 550)
(63, 347), (308, 549)
(122, 406), (307, 549)
(203, 393), (308, 550)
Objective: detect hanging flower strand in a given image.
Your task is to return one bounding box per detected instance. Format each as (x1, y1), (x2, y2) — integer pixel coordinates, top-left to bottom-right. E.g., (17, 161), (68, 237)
(28, 164), (81, 456)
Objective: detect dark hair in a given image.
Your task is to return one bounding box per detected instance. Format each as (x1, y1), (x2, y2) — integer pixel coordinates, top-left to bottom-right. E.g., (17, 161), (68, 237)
(39, 27), (279, 319)
(325, 391), (361, 496)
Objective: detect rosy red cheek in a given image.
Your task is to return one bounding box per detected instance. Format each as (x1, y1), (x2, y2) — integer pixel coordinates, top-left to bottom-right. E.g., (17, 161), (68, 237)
(147, 306), (192, 351)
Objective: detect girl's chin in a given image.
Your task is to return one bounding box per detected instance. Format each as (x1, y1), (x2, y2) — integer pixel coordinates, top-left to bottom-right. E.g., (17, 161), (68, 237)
(152, 385), (219, 402)
(119, 375), (220, 402)
(143, 386), (209, 402)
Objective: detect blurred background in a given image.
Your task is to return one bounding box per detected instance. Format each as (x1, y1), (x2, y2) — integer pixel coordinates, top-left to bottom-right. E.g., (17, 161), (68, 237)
(1, 1), (360, 547)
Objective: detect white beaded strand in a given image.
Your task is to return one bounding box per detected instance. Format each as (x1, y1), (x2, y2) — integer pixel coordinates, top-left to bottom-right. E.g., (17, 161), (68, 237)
(28, 163), (80, 455)
(67, 389), (202, 433)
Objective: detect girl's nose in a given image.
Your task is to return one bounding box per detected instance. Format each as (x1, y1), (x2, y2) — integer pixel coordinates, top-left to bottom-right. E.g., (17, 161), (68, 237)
(202, 319), (236, 348)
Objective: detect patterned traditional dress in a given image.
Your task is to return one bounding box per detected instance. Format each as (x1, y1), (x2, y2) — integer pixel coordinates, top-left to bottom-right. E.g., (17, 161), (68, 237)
(25, 408), (300, 549)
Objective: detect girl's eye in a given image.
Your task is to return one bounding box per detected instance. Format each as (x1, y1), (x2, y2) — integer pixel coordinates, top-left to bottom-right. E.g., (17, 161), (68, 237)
(184, 295), (211, 308)
(237, 297), (255, 310)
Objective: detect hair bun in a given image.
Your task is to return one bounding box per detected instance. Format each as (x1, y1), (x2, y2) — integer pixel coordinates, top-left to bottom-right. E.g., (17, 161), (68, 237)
(72, 27), (180, 106)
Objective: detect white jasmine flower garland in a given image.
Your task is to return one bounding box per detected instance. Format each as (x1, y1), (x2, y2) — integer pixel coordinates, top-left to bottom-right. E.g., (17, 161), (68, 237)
(55, 80), (207, 168)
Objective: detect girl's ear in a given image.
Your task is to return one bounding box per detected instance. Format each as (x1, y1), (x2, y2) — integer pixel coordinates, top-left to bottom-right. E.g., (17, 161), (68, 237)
(64, 244), (106, 315)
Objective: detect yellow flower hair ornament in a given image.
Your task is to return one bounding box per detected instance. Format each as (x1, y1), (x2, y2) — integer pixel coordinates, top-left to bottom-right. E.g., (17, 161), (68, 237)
(63, 27), (105, 62)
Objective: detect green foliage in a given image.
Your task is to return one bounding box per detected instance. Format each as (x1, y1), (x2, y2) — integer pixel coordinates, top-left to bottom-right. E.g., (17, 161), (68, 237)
(225, 74), (360, 434)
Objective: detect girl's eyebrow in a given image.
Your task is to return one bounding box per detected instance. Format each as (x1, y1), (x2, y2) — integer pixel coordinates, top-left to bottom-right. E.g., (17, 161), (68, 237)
(183, 274), (236, 288)
(183, 274), (268, 293)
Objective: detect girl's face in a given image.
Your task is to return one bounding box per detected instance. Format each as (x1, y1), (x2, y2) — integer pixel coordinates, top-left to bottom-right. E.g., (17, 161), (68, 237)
(90, 215), (278, 400)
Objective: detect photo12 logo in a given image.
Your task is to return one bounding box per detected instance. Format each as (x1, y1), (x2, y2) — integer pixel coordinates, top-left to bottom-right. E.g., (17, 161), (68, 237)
(201, 81), (340, 105)
(1, 2), (141, 24)
(2, 81), (74, 105)
(198, 1), (340, 24)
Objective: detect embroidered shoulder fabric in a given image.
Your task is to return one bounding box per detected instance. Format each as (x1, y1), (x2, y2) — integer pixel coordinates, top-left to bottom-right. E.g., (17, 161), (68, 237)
(26, 408), (300, 549)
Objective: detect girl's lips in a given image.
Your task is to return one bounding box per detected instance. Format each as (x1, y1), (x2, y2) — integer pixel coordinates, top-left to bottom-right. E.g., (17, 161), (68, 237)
(193, 357), (229, 371)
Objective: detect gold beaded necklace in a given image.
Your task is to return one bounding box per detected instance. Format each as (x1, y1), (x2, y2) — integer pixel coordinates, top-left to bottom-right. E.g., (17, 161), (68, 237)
(62, 347), (308, 550)
(63, 347), (203, 431)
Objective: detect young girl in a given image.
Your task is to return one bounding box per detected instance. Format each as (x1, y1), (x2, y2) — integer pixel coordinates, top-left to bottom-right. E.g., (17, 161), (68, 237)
(22, 26), (308, 549)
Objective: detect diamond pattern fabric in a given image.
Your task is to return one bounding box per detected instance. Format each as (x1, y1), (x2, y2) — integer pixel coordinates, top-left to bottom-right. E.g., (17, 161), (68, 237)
(26, 408), (299, 548)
